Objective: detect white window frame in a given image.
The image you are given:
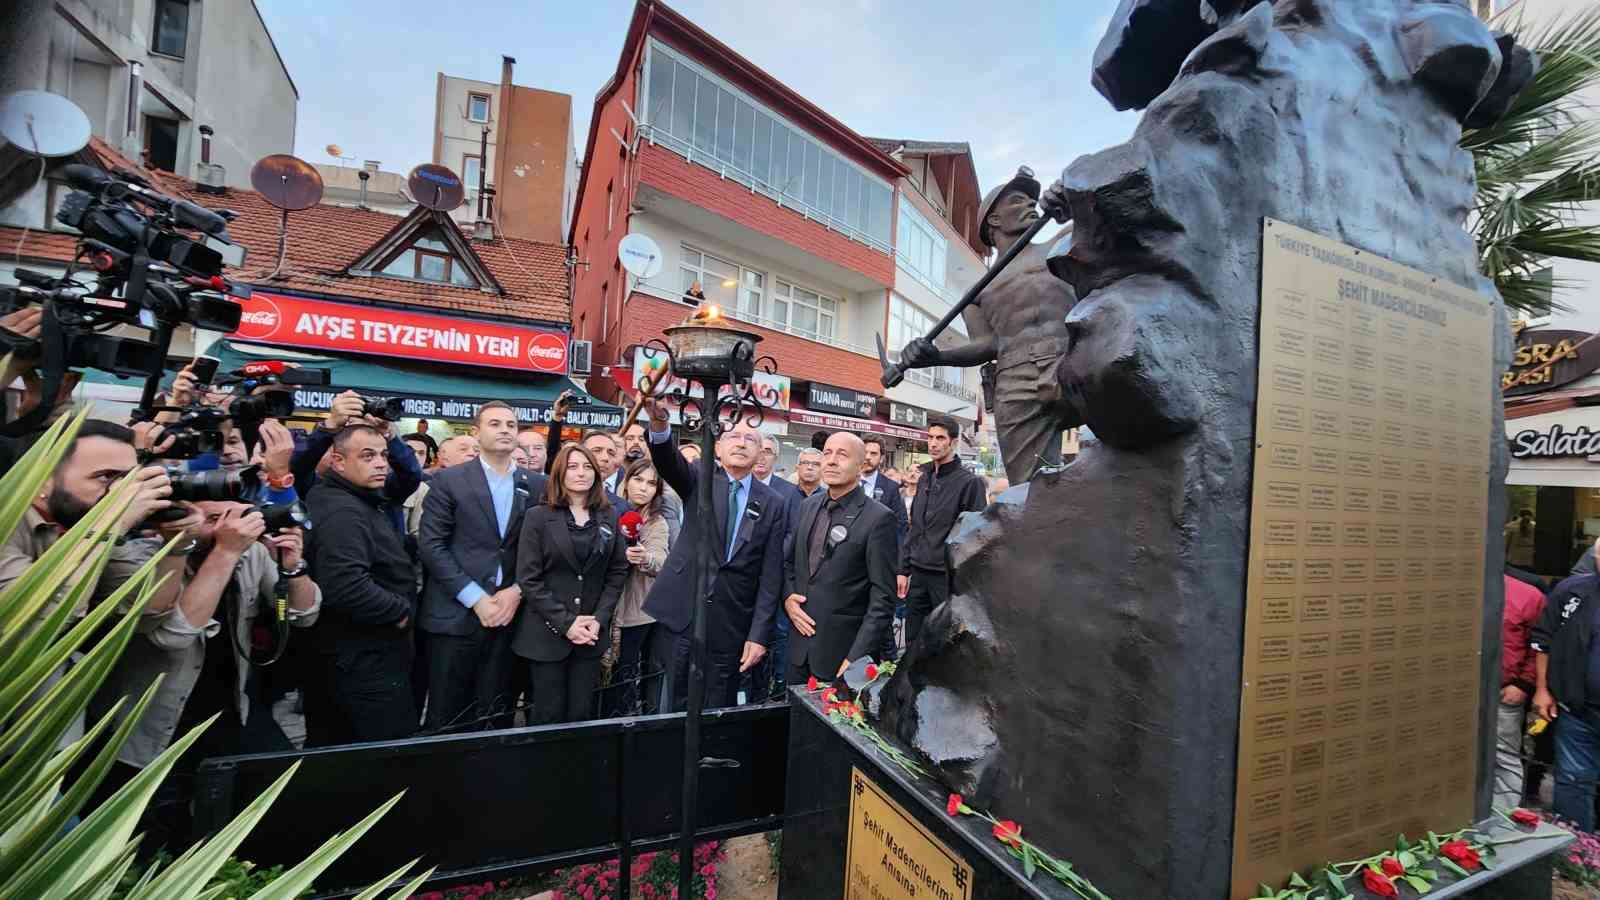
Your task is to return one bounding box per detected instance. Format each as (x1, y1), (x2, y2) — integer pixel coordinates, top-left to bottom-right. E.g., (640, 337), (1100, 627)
(773, 280), (837, 342)
(896, 196), (947, 294)
(640, 40), (894, 254)
(889, 295), (964, 391)
(467, 93), (491, 123)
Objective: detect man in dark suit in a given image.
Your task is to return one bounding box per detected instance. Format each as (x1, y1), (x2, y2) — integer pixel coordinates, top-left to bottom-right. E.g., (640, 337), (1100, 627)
(859, 436), (908, 545)
(418, 401), (545, 731)
(750, 434), (803, 699)
(784, 432), (898, 683)
(642, 398), (786, 711)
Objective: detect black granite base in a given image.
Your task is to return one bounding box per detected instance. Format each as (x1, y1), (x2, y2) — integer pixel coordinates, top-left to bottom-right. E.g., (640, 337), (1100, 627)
(779, 688), (1574, 900)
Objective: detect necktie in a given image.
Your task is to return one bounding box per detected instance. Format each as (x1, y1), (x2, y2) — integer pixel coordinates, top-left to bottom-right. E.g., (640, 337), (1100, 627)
(808, 499), (834, 577)
(726, 479), (742, 561)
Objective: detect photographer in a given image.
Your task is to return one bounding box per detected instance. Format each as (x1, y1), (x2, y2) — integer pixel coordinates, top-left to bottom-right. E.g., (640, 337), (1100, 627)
(292, 389), (422, 530)
(303, 425), (418, 745)
(86, 501), (319, 849)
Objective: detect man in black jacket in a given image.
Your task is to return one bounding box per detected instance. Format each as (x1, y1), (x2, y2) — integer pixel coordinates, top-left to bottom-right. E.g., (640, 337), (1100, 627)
(304, 425), (418, 746)
(900, 417), (987, 645)
(418, 402), (545, 732)
(1533, 552), (1600, 830)
(783, 432), (897, 682)
(641, 398), (786, 711)
(292, 390), (423, 535)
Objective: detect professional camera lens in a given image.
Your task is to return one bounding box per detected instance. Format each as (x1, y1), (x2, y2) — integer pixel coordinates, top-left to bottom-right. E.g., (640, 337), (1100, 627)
(259, 501), (311, 533)
(229, 390), (295, 427)
(361, 397), (404, 420)
(166, 467), (247, 503)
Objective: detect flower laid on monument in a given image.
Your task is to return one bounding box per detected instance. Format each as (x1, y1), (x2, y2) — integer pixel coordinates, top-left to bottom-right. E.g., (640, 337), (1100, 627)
(806, 675), (819, 692)
(946, 794), (967, 817)
(992, 820), (1023, 849)
(1379, 856), (1406, 877)
(1362, 866), (1399, 898)
(1510, 808), (1540, 828)
(864, 663), (878, 681)
(1439, 840), (1481, 872)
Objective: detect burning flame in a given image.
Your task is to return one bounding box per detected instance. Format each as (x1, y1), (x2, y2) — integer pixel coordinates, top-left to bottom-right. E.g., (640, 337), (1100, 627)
(691, 304), (723, 323)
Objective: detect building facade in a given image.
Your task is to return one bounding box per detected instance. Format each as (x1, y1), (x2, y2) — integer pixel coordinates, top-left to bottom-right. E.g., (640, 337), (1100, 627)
(314, 161), (412, 216)
(569, 0), (988, 468)
(432, 59), (578, 244)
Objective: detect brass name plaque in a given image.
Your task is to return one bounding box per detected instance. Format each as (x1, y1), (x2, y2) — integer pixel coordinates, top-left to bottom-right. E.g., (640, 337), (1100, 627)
(845, 767), (973, 900)
(1230, 220), (1492, 898)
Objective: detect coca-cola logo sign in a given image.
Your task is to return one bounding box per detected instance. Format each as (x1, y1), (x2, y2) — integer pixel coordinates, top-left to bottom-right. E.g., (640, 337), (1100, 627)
(234, 297), (281, 340)
(525, 332), (567, 372)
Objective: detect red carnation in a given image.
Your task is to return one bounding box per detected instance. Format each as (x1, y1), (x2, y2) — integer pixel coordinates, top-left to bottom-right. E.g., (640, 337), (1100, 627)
(993, 820), (1023, 849)
(1380, 856), (1405, 877)
(946, 794), (964, 816)
(806, 676), (819, 692)
(1362, 867), (1398, 898)
(1440, 839), (1482, 871)
(1510, 808), (1540, 827)
(865, 664), (879, 680)
(821, 687), (838, 704)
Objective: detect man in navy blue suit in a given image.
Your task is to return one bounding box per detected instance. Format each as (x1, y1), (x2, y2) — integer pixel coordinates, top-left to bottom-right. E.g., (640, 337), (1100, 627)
(641, 398), (786, 711)
(749, 434), (802, 699)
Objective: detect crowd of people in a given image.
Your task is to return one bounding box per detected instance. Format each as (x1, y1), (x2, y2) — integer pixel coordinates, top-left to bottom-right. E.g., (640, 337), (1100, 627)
(1, 357), (992, 853)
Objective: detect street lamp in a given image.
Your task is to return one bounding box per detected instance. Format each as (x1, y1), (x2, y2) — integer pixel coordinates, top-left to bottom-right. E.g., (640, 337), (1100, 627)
(649, 305), (770, 900)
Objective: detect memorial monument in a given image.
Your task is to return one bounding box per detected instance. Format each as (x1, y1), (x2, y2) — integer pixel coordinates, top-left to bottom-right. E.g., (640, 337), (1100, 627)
(787, 1), (1556, 898)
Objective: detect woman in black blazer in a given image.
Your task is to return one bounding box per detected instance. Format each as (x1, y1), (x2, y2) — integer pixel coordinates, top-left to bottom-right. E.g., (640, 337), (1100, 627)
(513, 443), (628, 724)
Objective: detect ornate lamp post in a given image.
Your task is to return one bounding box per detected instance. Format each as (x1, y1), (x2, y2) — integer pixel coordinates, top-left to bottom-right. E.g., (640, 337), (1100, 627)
(644, 305), (775, 899)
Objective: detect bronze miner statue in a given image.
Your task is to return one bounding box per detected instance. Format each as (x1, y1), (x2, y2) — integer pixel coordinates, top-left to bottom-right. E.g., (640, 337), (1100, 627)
(871, 1), (1535, 897)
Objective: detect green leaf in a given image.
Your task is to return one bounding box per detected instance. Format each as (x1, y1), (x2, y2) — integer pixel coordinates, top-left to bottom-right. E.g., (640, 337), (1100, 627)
(247, 791), (405, 900)
(1289, 871), (1310, 888)
(1403, 873), (1432, 894)
(1323, 867), (1346, 895)
(1023, 844), (1037, 880)
(1438, 858), (1471, 879)
(1398, 850), (1418, 871)
(1256, 885), (1276, 899)
(134, 761), (303, 900)
(380, 867), (436, 900)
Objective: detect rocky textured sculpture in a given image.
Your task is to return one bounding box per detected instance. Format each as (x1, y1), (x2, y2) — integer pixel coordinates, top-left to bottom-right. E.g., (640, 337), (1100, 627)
(872, 2), (1533, 897)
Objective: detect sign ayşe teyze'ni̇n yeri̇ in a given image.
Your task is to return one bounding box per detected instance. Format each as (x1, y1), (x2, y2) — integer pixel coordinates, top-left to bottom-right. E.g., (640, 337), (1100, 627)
(1231, 219), (1492, 898)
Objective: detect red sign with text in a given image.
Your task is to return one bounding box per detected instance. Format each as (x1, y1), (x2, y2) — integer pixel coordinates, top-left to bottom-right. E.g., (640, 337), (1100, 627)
(229, 292), (568, 373)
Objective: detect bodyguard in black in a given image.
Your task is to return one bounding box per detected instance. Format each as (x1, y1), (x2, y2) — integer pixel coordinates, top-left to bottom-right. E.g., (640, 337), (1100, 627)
(513, 444), (628, 724)
(418, 401), (545, 732)
(784, 432), (898, 682)
(900, 417), (986, 645)
(303, 425), (418, 746)
(641, 398), (786, 710)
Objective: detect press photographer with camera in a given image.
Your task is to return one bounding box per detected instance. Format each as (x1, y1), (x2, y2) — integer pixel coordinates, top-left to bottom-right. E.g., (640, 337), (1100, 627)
(292, 389), (421, 530)
(85, 499), (319, 849)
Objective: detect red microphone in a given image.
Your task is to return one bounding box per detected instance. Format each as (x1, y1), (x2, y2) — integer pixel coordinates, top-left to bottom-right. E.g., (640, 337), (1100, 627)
(618, 509), (643, 546)
(238, 360), (288, 377)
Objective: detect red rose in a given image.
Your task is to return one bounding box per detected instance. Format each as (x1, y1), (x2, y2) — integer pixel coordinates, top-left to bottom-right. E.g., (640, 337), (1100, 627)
(946, 794), (964, 816)
(806, 676), (819, 692)
(1362, 867), (1398, 898)
(1510, 808), (1540, 827)
(1440, 840), (1482, 871)
(866, 664), (879, 680)
(992, 820), (1023, 848)
(821, 687), (838, 704)
(1380, 856), (1405, 877)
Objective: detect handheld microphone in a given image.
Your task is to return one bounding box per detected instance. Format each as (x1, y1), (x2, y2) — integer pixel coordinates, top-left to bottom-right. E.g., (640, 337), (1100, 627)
(618, 509), (643, 546)
(238, 360), (287, 377)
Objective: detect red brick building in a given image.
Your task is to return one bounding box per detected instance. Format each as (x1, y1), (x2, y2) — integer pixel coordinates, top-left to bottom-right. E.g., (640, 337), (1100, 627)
(1, 137), (617, 431)
(569, 0), (947, 464)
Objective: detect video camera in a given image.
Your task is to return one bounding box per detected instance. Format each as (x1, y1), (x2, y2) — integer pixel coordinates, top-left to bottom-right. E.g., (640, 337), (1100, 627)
(0, 165), (250, 437)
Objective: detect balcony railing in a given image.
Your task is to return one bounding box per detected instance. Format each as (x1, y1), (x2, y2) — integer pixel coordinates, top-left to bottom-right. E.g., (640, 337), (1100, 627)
(631, 281), (877, 357)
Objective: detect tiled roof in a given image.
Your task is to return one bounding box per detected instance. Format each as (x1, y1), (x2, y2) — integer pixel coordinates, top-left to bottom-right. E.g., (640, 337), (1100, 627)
(863, 137), (974, 157)
(2, 138), (571, 325)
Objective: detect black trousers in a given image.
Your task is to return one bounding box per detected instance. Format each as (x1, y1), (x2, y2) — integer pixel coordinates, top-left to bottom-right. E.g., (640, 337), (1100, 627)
(785, 663), (814, 687)
(653, 628), (742, 712)
(424, 626), (516, 733)
(303, 642), (418, 747)
(527, 655), (603, 725)
(604, 623), (656, 717)
(903, 568), (951, 648)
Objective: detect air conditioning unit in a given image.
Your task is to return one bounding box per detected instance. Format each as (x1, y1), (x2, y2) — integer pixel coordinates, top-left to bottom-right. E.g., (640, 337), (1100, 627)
(194, 162), (227, 194)
(569, 339), (593, 375)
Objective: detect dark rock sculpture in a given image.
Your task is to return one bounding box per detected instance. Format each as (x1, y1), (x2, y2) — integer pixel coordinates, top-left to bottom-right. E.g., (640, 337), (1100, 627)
(875, 1), (1532, 896)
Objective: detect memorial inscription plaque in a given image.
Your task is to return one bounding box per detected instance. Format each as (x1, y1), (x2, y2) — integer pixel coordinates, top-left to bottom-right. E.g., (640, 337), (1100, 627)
(1230, 219), (1493, 898)
(845, 767), (973, 900)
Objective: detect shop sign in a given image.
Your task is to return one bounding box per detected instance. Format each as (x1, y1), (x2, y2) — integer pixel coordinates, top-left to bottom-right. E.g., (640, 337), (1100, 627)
(230, 291), (569, 373)
(1509, 424), (1600, 460)
(1503, 329), (1600, 396)
(790, 409), (926, 442)
(286, 387), (622, 428)
(889, 402), (927, 429)
(628, 352), (791, 410)
(807, 382), (876, 418)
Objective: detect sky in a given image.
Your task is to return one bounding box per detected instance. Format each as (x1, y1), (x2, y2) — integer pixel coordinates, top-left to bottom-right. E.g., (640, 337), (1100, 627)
(256, 0), (1141, 200)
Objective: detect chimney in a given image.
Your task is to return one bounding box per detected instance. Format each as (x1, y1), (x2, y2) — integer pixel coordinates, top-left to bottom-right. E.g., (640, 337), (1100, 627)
(125, 60), (142, 156)
(198, 124), (213, 163)
(362, 159), (380, 174)
(493, 55), (516, 237)
(358, 169), (371, 209)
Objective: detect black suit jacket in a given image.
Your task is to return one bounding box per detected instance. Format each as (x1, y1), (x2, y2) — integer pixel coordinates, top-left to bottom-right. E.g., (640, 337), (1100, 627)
(512, 504), (628, 662)
(760, 475), (803, 546)
(784, 487), (897, 679)
(864, 473), (908, 550)
(642, 431), (786, 652)
(417, 461), (546, 637)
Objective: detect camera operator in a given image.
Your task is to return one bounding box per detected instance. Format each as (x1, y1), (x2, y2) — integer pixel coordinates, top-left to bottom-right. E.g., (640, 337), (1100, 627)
(85, 500), (319, 848)
(0, 420), (190, 623)
(0, 307), (85, 466)
(292, 389), (422, 531)
(303, 424), (418, 745)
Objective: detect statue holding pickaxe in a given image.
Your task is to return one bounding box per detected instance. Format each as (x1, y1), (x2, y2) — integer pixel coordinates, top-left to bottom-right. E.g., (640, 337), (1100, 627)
(882, 166), (1079, 484)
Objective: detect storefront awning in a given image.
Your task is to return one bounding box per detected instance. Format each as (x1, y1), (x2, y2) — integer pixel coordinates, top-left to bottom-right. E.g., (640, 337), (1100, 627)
(789, 408), (927, 441)
(200, 340), (623, 428)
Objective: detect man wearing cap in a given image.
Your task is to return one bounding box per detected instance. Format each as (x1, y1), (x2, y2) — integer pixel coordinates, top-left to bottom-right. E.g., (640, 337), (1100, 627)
(899, 167), (1077, 484)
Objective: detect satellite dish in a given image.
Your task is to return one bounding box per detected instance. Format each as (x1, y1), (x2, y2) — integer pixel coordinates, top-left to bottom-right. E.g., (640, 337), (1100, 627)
(618, 233), (664, 280)
(325, 143), (343, 157)
(0, 90), (91, 157)
(407, 163), (465, 211)
(251, 154), (324, 210)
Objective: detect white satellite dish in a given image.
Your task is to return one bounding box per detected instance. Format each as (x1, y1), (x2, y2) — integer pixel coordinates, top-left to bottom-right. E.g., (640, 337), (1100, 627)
(618, 232), (664, 280)
(0, 91), (92, 157)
